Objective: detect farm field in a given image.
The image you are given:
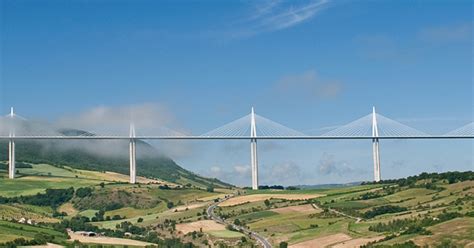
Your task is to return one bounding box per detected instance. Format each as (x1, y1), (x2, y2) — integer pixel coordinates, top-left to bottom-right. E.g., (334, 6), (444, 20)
(0, 163), (472, 248)
(0, 162), (232, 246)
(212, 174), (474, 247)
(218, 193), (325, 207)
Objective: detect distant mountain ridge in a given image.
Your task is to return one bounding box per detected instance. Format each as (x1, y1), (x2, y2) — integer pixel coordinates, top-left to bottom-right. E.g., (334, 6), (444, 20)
(0, 128), (232, 188)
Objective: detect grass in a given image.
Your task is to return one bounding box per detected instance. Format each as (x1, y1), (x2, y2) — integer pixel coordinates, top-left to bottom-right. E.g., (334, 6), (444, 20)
(0, 163), (114, 197)
(18, 164), (78, 178)
(0, 204), (58, 223)
(236, 210), (278, 222)
(0, 176), (103, 197)
(94, 205), (207, 229)
(328, 200), (376, 210)
(150, 188), (218, 204)
(0, 220), (68, 244)
(287, 219), (351, 244)
(207, 230), (245, 238)
(1, 163), (472, 247)
(105, 203), (168, 219)
(78, 209), (99, 219)
(58, 202), (79, 217)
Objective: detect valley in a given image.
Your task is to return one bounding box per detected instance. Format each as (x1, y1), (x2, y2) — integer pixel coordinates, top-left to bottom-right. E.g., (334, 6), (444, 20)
(0, 162), (472, 247)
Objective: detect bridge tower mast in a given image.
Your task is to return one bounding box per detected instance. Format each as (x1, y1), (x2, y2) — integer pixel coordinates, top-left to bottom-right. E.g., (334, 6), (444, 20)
(250, 107), (259, 190)
(372, 106), (381, 182)
(129, 123), (137, 184)
(8, 107), (15, 179)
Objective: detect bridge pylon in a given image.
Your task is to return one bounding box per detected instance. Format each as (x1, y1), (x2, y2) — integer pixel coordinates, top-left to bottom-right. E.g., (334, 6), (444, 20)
(372, 107), (381, 182)
(129, 123), (137, 184)
(8, 107), (16, 179)
(250, 107), (259, 190)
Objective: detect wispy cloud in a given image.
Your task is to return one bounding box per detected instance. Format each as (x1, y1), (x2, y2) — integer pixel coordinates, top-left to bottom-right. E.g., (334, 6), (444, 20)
(203, 164), (252, 186)
(274, 69), (343, 100)
(418, 23), (472, 44)
(234, 0), (331, 38)
(317, 152), (365, 176)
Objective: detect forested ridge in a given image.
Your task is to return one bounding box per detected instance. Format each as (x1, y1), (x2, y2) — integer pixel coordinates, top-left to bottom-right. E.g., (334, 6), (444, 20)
(0, 129), (231, 187)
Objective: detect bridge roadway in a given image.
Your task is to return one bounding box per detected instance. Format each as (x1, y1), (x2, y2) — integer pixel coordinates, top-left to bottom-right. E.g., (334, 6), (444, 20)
(0, 135), (472, 140)
(207, 195), (272, 248)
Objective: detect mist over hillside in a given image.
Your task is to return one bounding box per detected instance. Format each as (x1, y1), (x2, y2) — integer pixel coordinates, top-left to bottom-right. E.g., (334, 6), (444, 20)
(0, 128), (231, 188)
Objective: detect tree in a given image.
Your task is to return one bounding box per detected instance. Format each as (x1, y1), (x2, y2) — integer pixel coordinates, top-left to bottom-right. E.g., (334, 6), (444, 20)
(76, 187), (93, 198)
(264, 199), (271, 207)
(233, 219), (241, 226)
(137, 217), (144, 223)
(206, 185), (214, 192)
(279, 242), (288, 248)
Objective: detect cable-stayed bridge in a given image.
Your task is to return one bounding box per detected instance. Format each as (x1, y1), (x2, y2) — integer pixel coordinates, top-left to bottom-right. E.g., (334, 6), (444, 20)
(1, 107), (472, 188)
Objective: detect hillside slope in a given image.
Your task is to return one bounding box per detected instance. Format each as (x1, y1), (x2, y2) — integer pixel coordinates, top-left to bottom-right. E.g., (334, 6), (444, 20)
(0, 129), (231, 188)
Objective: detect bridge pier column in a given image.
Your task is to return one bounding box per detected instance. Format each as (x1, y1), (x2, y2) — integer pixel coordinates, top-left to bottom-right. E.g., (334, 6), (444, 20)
(372, 138), (380, 182)
(129, 123), (137, 184)
(250, 107), (259, 190)
(251, 138), (258, 190)
(129, 138), (136, 184)
(8, 139), (15, 179)
(372, 107), (381, 182)
(8, 107), (15, 179)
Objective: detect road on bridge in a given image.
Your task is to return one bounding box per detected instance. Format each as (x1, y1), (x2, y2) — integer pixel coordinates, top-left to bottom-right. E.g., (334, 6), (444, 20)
(207, 195), (272, 248)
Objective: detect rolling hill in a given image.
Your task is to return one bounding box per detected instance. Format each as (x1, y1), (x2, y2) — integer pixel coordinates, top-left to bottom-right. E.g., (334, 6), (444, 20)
(0, 128), (231, 188)
(0, 165), (472, 247)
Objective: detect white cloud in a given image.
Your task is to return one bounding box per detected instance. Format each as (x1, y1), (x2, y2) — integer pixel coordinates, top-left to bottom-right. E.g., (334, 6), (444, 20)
(274, 69), (343, 100)
(233, 0), (331, 38)
(317, 152), (364, 176)
(201, 164), (252, 186)
(418, 23), (472, 43)
(234, 164), (251, 175)
(56, 103), (182, 136)
(265, 162), (303, 184)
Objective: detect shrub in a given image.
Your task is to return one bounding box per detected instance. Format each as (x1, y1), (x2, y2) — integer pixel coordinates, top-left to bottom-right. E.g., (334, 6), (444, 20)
(279, 241), (288, 248)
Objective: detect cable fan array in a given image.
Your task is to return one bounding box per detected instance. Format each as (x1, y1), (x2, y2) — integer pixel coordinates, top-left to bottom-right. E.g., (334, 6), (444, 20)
(445, 122), (474, 137)
(0, 112), (63, 137)
(200, 113), (304, 137)
(0, 108), (472, 138)
(320, 113), (428, 137)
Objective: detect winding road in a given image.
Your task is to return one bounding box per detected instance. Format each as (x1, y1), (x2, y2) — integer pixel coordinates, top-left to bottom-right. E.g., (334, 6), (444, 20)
(207, 196), (272, 248)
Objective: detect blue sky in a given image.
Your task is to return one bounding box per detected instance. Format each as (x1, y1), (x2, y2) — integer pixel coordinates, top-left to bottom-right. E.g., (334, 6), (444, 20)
(1, 0), (472, 186)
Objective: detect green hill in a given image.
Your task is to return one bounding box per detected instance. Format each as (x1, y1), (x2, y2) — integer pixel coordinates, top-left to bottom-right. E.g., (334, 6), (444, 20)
(214, 171), (474, 247)
(0, 169), (471, 247)
(0, 163), (233, 247)
(0, 129), (231, 188)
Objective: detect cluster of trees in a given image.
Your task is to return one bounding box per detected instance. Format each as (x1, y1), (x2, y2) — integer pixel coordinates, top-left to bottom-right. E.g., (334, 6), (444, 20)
(0, 233), (56, 247)
(242, 185), (301, 190)
(369, 211), (463, 233)
(73, 189), (133, 211)
(362, 171), (474, 187)
(361, 240), (419, 248)
(75, 187), (93, 198)
(362, 205), (408, 219)
(258, 185), (285, 190)
(0, 187), (74, 208)
(51, 217), (191, 247)
(357, 186), (396, 200)
(117, 221), (147, 235)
